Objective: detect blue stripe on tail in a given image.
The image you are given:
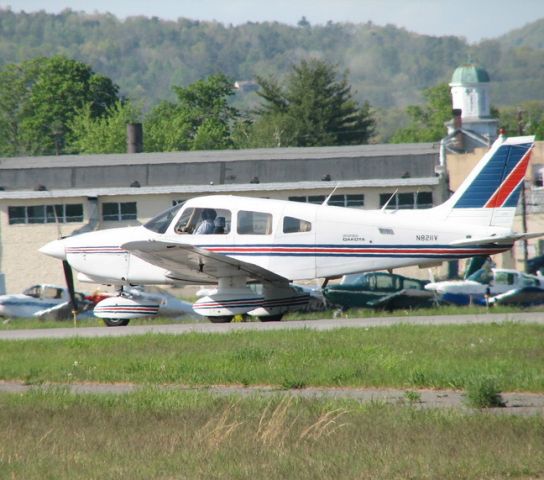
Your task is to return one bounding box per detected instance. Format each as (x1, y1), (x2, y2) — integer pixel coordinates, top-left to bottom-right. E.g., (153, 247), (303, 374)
(453, 142), (531, 208)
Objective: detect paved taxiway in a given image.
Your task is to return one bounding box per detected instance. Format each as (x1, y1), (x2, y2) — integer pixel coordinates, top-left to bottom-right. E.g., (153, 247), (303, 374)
(0, 311), (542, 340)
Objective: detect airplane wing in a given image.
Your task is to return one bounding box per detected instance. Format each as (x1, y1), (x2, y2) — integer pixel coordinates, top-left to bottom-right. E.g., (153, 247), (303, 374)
(367, 289), (435, 310)
(490, 286), (544, 307)
(122, 240), (288, 285)
(450, 231), (544, 247)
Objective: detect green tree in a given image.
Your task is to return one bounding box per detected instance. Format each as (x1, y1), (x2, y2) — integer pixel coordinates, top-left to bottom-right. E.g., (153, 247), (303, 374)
(0, 55), (120, 156)
(254, 59), (374, 147)
(144, 73), (239, 152)
(390, 83), (452, 143)
(67, 100), (141, 154)
(0, 62), (39, 156)
(498, 101), (544, 140)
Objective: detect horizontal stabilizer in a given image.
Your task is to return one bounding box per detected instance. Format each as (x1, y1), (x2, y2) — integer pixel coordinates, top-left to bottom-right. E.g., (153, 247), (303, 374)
(450, 231), (544, 247)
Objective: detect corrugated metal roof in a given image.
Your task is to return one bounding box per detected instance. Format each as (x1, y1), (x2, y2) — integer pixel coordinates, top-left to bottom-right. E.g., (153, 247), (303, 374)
(0, 143), (439, 170)
(0, 177), (440, 200)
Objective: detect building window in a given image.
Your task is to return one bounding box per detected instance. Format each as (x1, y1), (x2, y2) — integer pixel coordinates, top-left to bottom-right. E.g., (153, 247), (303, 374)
(380, 192), (433, 210)
(288, 194), (364, 208)
(346, 194), (365, 207)
(102, 202), (137, 221)
(8, 204), (83, 225)
(416, 192), (433, 209)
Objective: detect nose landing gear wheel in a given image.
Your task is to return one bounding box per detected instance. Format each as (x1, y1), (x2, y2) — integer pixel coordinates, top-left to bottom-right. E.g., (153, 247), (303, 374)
(103, 318), (130, 327)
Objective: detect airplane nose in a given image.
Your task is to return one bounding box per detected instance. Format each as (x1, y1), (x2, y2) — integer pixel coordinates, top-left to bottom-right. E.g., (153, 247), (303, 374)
(39, 239), (66, 260)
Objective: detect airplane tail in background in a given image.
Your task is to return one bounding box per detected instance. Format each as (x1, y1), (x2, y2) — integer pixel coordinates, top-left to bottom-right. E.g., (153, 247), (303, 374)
(436, 135), (535, 228)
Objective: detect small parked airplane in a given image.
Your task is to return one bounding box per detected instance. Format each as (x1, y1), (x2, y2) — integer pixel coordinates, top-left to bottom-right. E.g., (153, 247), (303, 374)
(40, 135), (540, 324)
(0, 284), (195, 323)
(425, 267), (544, 307)
(0, 284), (91, 320)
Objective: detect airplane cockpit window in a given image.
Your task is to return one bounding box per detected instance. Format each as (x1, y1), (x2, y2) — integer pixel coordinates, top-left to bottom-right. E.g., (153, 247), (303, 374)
(237, 210), (273, 235)
(43, 286), (63, 299)
(283, 216), (312, 234)
(520, 273), (539, 287)
(144, 203), (184, 234)
(468, 268), (493, 284)
(175, 208), (231, 234)
(494, 271), (515, 285)
(23, 285), (41, 298)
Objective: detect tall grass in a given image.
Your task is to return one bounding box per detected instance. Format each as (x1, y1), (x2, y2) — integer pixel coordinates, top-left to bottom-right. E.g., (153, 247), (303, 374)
(0, 323), (543, 392)
(1, 389), (542, 479)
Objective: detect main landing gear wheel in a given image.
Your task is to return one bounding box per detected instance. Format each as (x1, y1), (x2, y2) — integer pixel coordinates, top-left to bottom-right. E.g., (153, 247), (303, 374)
(103, 318), (130, 327)
(259, 314), (284, 322)
(208, 316), (233, 323)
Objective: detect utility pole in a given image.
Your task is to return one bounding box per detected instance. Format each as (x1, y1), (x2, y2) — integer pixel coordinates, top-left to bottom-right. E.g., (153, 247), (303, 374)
(518, 109), (529, 272)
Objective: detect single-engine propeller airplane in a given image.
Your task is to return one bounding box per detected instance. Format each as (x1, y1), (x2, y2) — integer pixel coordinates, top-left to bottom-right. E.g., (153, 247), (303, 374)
(40, 135), (540, 324)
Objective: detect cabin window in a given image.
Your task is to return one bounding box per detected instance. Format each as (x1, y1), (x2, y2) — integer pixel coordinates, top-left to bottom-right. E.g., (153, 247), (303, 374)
(237, 210), (272, 235)
(22, 285), (41, 298)
(521, 274), (539, 287)
(43, 286), (64, 299)
(175, 208), (231, 234)
(403, 279), (422, 289)
(283, 216), (312, 233)
(8, 204), (83, 224)
(494, 271), (515, 286)
(102, 202), (137, 221)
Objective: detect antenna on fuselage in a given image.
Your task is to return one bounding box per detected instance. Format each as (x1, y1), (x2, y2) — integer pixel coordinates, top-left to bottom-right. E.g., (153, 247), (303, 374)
(381, 189), (398, 212)
(322, 184), (339, 206)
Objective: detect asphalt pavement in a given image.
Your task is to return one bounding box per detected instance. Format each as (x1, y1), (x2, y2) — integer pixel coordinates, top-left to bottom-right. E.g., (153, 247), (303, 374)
(0, 311), (542, 340)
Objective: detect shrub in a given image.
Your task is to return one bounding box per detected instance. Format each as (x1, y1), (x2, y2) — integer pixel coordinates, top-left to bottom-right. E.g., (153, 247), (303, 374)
(464, 377), (505, 408)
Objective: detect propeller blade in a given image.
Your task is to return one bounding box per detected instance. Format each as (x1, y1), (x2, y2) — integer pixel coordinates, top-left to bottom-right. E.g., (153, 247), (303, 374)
(62, 260), (78, 313)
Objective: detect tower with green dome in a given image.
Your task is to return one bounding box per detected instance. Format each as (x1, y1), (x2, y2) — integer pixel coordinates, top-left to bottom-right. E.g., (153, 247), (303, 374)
(447, 62), (499, 144)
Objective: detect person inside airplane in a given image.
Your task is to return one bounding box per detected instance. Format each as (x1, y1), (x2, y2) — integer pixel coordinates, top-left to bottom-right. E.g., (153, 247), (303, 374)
(214, 216), (225, 234)
(194, 208), (217, 234)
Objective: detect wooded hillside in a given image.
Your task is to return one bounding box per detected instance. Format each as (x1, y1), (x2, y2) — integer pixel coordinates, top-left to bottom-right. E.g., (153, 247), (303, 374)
(2, 9), (543, 111)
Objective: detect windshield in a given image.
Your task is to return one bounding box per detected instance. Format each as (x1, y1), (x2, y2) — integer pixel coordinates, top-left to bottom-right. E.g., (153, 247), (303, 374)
(143, 203), (184, 234)
(467, 268), (493, 284)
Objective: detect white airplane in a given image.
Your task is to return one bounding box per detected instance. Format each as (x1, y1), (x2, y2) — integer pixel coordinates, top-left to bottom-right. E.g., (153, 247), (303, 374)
(0, 284), (89, 320)
(40, 135), (540, 324)
(0, 284), (195, 323)
(425, 267), (544, 306)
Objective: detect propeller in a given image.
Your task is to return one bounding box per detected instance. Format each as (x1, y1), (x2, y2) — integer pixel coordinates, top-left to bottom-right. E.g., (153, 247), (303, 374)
(62, 259), (79, 321)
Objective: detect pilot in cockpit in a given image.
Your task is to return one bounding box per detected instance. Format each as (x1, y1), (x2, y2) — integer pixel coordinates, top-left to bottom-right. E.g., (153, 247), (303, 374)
(194, 208), (217, 234)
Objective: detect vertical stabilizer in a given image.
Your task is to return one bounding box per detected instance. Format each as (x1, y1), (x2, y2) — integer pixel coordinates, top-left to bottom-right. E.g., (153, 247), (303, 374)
(435, 135), (534, 227)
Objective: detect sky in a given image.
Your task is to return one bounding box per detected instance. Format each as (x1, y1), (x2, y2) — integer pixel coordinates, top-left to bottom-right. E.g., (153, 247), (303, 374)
(7, 0), (544, 43)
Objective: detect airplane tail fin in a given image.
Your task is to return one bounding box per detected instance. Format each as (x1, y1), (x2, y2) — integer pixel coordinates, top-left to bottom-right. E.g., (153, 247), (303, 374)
(435, 135), (535, 228)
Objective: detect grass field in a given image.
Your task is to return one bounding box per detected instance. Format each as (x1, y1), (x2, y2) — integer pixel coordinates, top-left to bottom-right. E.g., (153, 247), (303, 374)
(2, 317), (543, 478)
(1, 389), (543, 480)
(0, 323), (543, 392)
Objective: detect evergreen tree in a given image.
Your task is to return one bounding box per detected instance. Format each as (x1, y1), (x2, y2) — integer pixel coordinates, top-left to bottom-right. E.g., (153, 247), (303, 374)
(254, 59), (374, 147)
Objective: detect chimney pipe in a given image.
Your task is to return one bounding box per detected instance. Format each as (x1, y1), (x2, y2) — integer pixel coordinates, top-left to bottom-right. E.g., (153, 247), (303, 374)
(452, 109), (464, 150)
(127, 123), (143, 153)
